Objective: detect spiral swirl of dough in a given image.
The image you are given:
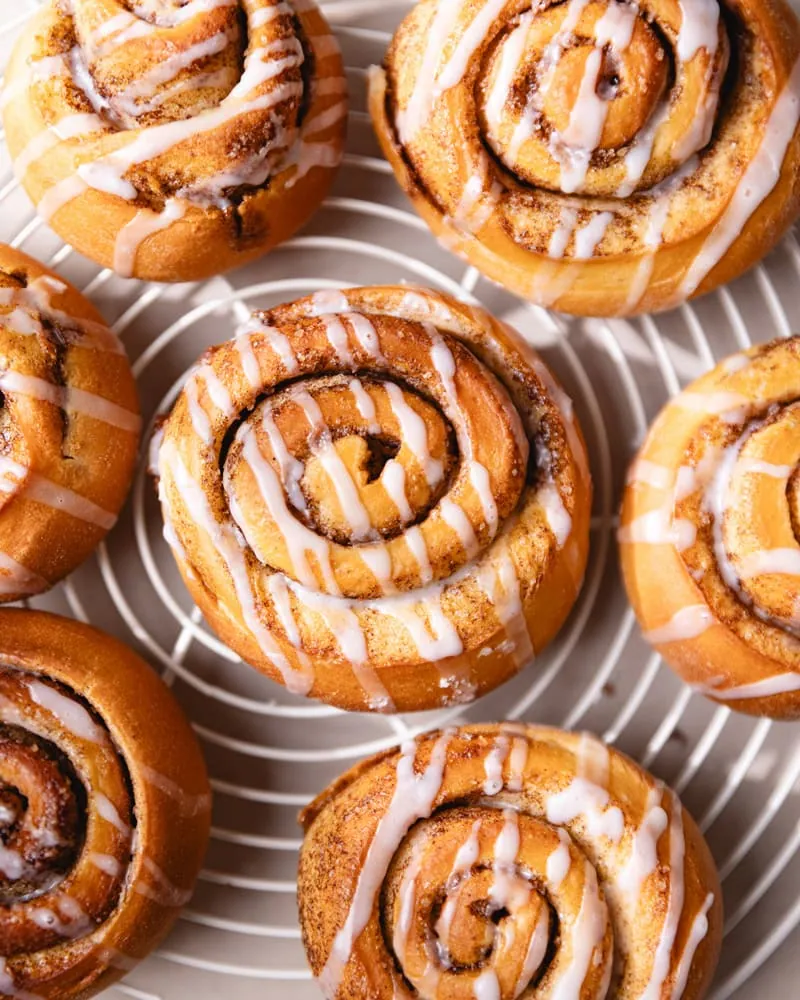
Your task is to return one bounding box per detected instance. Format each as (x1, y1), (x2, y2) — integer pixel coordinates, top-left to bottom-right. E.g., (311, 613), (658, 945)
(621, 335), (800, 719)
(0, 246), (139, 603)
(0, 609), (210, 1000)
(299, 724), (722, 1000)
(2, 0), (347, 281)
(155, 285), (592, 712)
(370, 0), (800, 317)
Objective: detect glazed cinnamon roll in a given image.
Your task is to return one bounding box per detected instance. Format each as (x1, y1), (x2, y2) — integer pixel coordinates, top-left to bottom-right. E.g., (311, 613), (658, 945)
(299, 723), (722, 1000)
(621, 337), (800, 719)
(2, 0), (347, 282)
(0, 608), (211, 999)
(0, 246), (140, 603)
(155, 285), (592, 712)
(370, 0), (800, 318)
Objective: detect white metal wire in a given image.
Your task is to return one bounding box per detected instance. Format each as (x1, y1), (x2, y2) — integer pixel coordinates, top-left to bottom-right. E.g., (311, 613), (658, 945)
(1, 2), (799, 997)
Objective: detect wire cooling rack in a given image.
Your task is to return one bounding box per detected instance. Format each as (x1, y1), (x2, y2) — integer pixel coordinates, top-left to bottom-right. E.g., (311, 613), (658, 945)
(2, 2), (800, 997)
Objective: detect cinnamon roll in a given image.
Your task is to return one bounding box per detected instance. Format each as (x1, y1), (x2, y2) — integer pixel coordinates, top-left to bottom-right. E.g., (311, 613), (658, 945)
(299, 723), (722, 1000)
(0, 246), (140, 603)
(154, 285), (592, 712)
(2, 0), (347, 282)
(370, 0), (800, 318)
(0, 608), (211, 999)
(620, 336), (800, 719)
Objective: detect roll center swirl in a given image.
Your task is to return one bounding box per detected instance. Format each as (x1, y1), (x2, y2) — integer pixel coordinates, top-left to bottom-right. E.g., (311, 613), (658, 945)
(0, 727), (82, 903)
(0, 666), (134, 955)
(711, 402), (800, 633)
(214, 309), (530, 601)
(482, 0), (674, 196)
(224, 375), (457, 552)
(71, 0), (247, 129)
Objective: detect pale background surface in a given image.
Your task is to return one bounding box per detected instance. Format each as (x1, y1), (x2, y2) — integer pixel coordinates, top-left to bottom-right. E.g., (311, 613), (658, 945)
(1, 1), (799, 997)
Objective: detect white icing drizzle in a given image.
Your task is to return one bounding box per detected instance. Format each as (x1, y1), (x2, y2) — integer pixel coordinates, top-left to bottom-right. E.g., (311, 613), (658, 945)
(483, 734), (510, 795)
(321, 315), (353, 367)
(290, 582), (394, 711)
(384, 382), (443, 488)
(185, 374), (213, 446)
(618, 505), (697, 552)
(135, 856), (192, 908)
(309, 289), (350, 315)
(405, 525), (433, 585)
(0, 552), (47, 597)
(640, 794), (685, 1000)
(349, 378), (379, 432)
(618, 101), (670, 196)
(700, 672), (800, 700)
(113, 198), (186, 278)
(113, 29), (234, 116)
(392, 839), (424, 969)
(233, 424), (336, 593)
(673, 390), (750, 423)
(550, 861), (608, 1000)
(546, 828), (573, 888)
(516, 906), (551, 996)
(0, 844), (26, 880)
(382, 460), (412, 523)
(198, 364), (235, 418)
(677, 0), (720, 62)
(14, 112), (104, 178)
(573, 212), (614, 259)
(537, 480), (572, 547)
(164, 440), (314, 693)
(737, 548), (800, 580)
(474, 970), (501, 1000)
(485, 12), (534, 138)
(439, 498), (479, 558)
(241, 316), (298, 373)
(736, 458), (794, 479)
(671, 893), (715, 999)
(680, 57), (800, 298)
(546, 734), (625, 842)
(0, 457), (117, 529)
(88, 853), (122, 877)
(475, 545), (533, 667)
(95, 794), (131, 837)
(346, 314), (384, 363)
(0, 371), (140, 433)
(261, 409), (307, 513)
(139, 764), (212, 817)
(643, 605), (715, 644)
(617, 784), (668, 901)
(434, 0), (508, 99)
(28, 895), (92, 939)
(319, 731), (454, 997)
(0, 278), (122, 354)
(28, 680), (108, 744)
(627, 459), (674, 490)
(295, 390), (374, 543)
(490, 809), (524, 911)
(549, 206), (579, 258)
(0, 960), (44, 1000)
(505, 734), (528, 792)
(234, 329), (261, 388)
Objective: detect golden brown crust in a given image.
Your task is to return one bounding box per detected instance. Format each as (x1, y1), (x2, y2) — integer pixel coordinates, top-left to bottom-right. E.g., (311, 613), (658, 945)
(370, 0), (800, 317)
(298, 723), (723, 1000)
(0, 608), (211, 999)
(620, 336), (800, 719)
(2, 1), (347, 282)
(155, 284), (592, 713)
(0, 245), (140, 603)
